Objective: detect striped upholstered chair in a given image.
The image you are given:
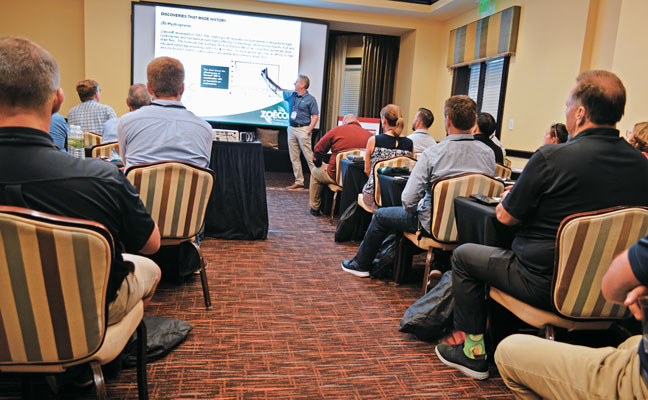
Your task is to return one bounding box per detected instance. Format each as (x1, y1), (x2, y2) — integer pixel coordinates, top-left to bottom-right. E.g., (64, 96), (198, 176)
(395, 173), (504, 293)
(490, 206), (648, 340)
(494, 163), (512, 180)
(83, 131), (102, 148)
(373, 156), (417, 208)
(91, 141), (119, 158)
(358, 155), (416, 213)
(0, 206), (148, 400)
(326, 149), (365, 222)
(126, 161), (214, 308)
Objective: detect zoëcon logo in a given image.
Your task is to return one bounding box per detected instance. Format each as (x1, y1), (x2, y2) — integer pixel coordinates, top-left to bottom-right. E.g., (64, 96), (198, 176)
(260, 108), (289, 124)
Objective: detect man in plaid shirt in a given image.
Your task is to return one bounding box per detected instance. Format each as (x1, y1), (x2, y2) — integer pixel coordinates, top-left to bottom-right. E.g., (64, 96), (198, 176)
(67, 79), (116, 136)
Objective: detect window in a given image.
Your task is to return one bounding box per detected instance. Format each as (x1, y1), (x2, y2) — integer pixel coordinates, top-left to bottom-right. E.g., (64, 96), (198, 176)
(451, 56), (510, 137)
(340, 65), (361, 116)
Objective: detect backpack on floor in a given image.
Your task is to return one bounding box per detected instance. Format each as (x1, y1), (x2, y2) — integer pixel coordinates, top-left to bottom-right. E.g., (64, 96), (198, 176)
(370, 234), (397, 279)
(399, 271), (454, 342)
(335, 201), (371, 242)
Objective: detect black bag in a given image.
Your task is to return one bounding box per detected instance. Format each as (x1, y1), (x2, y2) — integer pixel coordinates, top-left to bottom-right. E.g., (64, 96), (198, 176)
(149, 241), (201, 284)
(335, 201), (371, 242)
(370, 234), (397, 279)
(122, 316), (194, 367)
(399, 271), (454, 342)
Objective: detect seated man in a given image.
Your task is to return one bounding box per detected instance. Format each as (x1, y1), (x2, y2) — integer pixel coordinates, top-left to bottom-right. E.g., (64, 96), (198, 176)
(102, 83), (151, 143)
(341, 95), (496, 277)
(309, 114), (372, 216)
(49, 112), (69, 152)
(119, 57), (212, 169)
(67, 78), (117, 136)
(473, 112), (504, 164)
(0, 36), (161, 325)
(542, 122), (569, 145)
(495, 235), (648, 399)
(408, 107), (436, 153)
(435, 70), (648, 380)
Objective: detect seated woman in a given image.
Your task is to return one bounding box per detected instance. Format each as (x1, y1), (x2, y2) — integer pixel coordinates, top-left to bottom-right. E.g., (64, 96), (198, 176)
(542, 122), (569, 145)
(361, 104), (413, 211)
(627, 121), (648, 158)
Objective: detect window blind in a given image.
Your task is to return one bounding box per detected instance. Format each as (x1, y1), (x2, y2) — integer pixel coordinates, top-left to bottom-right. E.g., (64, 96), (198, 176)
(481, 58), (504, 117)
(340, 66), (361, 116)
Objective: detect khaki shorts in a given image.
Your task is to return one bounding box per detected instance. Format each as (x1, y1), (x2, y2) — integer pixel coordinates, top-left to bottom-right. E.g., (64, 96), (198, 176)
(107, 254), (160, 325)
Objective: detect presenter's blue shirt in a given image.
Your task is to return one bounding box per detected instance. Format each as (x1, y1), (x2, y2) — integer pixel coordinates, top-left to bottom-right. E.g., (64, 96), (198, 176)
(283, 90), (318, 126)
(49, 113), (69, 152)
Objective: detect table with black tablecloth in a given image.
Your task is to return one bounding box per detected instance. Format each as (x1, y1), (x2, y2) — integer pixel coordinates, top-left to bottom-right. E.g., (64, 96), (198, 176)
(204, 141), (268, 240)
(377, 174), (408, 207)
(454, 196), (515, 248)
(338, 159), (368, 214)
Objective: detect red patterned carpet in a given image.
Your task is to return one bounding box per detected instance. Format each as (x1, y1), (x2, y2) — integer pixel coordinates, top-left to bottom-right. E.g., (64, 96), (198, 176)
(0, 172), (513, 399)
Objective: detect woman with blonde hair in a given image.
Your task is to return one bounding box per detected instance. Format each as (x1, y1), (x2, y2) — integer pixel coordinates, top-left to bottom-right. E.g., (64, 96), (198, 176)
(361, 104), (414, 211)
(627, 121), (648, 159)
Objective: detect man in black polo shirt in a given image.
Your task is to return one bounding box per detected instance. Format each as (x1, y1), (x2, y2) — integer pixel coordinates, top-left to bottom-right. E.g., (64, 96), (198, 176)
(0, 36), (161, 325)
(435, 70), (648, 380)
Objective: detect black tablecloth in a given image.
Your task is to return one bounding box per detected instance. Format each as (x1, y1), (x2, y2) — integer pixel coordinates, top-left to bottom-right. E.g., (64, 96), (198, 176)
(339, 159), (367, 213)
(205, 141), (268, 240)
(454, 197), (515, 248)
(378, 174), (408, 207)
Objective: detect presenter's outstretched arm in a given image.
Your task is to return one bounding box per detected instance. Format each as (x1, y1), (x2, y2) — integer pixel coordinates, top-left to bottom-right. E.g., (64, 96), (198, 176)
(261, 68), (284, 94)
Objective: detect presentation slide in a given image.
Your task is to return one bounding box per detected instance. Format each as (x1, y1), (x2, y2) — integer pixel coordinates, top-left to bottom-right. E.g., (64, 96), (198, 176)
(132, 3), (328, 127)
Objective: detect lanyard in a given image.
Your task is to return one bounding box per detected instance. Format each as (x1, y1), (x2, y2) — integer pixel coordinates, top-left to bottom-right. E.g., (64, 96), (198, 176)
(151, 102), (186, 110)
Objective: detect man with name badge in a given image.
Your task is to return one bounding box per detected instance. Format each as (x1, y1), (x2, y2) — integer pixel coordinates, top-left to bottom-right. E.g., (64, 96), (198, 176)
(262, 69), (319, 190)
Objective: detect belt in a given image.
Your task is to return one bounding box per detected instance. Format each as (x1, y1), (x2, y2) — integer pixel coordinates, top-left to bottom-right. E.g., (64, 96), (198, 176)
(290, 123), (307, 128)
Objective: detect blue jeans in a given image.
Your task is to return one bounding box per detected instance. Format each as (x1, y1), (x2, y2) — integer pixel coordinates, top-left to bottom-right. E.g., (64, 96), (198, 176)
(354, 206), (419, 268)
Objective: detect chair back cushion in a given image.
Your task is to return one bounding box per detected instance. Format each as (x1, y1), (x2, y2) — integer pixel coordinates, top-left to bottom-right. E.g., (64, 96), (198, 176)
(494, 163), (512, 179)
(373, 156), (417, 206)
(335, 149), (364, 186)
(553, 206), (648, 319)
(0, 207), (112, 365)
(83, 132), (102, 148)
(91, 142), (119, 158)
(126, 161), (214, 240)
(430, 173), (504, 242)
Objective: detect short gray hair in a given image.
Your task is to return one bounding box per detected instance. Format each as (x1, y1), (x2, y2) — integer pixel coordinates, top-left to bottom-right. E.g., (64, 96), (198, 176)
(0, 36), (59, 110)
(128, 83), (151, 110)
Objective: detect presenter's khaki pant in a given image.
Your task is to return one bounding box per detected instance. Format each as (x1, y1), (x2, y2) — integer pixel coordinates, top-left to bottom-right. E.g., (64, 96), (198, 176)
(288, 126), (314, 186)
(309, 164), (336, 211)
(494, 334), (648, 399)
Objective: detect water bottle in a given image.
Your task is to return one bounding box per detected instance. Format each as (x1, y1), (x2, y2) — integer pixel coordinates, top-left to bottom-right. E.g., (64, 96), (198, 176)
(68, 125), (85, 159)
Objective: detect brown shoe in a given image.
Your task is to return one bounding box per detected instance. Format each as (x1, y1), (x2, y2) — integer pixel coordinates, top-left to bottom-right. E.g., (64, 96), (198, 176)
(287, 184), (302, 190)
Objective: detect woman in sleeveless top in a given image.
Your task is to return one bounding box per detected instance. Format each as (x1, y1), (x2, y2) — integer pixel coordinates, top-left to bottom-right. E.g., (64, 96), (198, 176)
(362, 104), (413, 212)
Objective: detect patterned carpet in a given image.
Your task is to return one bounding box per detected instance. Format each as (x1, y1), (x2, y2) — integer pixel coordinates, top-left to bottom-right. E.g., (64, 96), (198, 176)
(0, 172), (513, 399)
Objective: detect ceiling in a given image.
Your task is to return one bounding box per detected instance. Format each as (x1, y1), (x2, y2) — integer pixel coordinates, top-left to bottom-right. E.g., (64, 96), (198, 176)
(252, 0), (479, 20)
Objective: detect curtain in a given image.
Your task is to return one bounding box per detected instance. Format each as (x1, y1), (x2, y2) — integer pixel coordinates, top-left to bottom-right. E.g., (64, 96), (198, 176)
(322, 35), (348, 134)
(358, 34), (400, 119)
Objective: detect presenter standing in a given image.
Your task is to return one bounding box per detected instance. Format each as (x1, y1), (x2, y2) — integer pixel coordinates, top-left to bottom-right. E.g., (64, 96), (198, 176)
(263, 69), (319, 190)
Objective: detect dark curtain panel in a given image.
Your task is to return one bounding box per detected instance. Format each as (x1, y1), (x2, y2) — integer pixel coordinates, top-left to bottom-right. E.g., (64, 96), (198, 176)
(320, 35), (339, 135)
(358, 34), (400, 118)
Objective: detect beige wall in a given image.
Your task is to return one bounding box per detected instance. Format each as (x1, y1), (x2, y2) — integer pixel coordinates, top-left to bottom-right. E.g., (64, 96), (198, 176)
(1, 0), (85, 116)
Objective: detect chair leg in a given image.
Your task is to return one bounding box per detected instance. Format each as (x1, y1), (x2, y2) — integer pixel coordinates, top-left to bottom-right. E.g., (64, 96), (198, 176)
(198, 247), (212, 309)
(329, 191), (338, 224)
(20, 376), (33, 399)
(544, 325), (556, 341)
(393, 236), (404, 283)
(90, 361), (107, 400)
(136, 320), (149, 400)
(422, 248), (435, 294)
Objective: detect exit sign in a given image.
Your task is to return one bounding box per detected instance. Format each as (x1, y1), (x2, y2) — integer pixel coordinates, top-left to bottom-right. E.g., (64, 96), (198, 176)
(479, 0), (496, 16)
